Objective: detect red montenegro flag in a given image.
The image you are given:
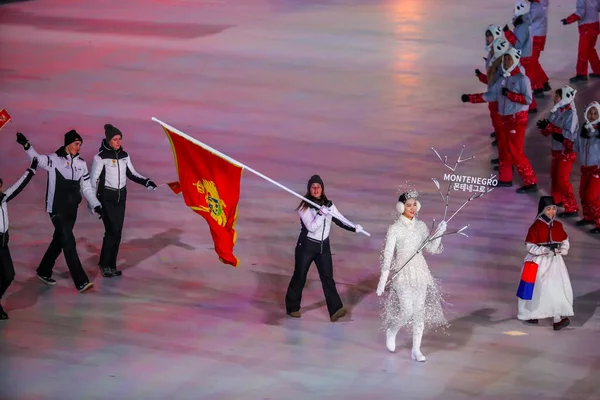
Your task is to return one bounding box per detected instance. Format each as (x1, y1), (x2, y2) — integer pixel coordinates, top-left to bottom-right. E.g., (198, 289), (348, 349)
(0, 109), (11, 132)
(161, 125), (243, 267)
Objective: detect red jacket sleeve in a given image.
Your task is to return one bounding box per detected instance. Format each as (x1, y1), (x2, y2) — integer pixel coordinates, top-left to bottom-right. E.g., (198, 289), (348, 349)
(506, 90), (528, 105)
(504, 29), (517, 46)
(563, 139), (575, 152)
(478, 73), (488, 84)
(564, 13), (580, 25)
(543, 122), (563, 135)
(468, 93), (486, 103)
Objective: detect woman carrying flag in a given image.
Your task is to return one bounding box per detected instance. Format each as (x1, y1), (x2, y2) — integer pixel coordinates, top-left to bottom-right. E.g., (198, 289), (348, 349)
(284, 175), (363, 322)
(517, 196), (573, 330)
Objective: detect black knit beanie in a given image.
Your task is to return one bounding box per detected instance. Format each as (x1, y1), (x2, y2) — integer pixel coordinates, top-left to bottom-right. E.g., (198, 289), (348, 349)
(64, 129), (83, 147)
(307, 175), (324, 192)
(104, 124), (122, 142)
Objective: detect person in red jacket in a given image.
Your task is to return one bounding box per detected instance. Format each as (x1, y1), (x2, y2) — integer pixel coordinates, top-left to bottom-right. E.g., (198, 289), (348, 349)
(475, 36), (510, 157)
(503, 0), (538, 113)
(529, 0), (552, 96)
(462, 48), (538, 194)
(575, 101), (600, 233)
(561, 0), (600, 82)
(536, 86), (580, 218)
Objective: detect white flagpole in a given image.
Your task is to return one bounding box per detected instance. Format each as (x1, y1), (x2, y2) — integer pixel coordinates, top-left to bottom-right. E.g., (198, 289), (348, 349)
(152, 117), (370, 236)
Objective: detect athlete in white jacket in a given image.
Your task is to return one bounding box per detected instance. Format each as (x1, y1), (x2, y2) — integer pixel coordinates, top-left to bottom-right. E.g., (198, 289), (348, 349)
(90, 124), (156, 277)
(0, 158), (38, 319)
(17, 130), (101, 293)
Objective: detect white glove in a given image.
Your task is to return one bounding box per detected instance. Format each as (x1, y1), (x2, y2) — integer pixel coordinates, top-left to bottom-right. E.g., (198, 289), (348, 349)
(433, 220), (447, 237)
(319, 206), (330, 216)
(376, 271), (390, 296)
(355, 224), (363, 233)
(554, 247), (563, 255)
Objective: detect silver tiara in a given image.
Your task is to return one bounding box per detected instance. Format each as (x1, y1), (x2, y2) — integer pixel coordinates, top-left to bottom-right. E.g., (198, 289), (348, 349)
(397, 181), (419, 199)
(403, 189), (419, 199)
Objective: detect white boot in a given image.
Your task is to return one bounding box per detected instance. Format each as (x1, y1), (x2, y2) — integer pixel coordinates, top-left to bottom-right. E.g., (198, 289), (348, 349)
(386, 328), (397, 352)
(411, 323), (426, 362)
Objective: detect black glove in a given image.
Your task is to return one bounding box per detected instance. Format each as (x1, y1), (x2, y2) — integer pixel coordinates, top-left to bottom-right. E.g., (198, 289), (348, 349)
(94, 206), (103, 219)
(16, 132), (30, 149)
(513, 16), (523, 26)
(552, 133), (565, 143)
(29, 157), (38, 171)
(503, 24), (510, 32)
(581, 125), (590, 138)
(536, 119), (549, 130)
(501, 87), (509, 96)
(145, 179), (157, 190)
(461, 94), (469, 103)
(561, 19), (568, 25)
(475, 69), (482, 77)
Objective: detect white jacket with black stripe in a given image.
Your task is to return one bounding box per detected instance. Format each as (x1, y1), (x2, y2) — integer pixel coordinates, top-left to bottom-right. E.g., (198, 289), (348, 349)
(90, 140), (149, 203)
(24, 146), (100, 214)
(1, 167), (36, 235)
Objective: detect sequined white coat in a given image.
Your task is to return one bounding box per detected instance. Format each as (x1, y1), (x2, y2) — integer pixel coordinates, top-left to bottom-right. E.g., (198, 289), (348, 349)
(380, 215), (448, 332)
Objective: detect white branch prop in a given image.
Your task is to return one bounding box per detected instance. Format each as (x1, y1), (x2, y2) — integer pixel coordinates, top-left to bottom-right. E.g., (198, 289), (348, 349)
(152, 117), (370, 236)
(432, 145), (475, 172)
(384, 146), (493, 289)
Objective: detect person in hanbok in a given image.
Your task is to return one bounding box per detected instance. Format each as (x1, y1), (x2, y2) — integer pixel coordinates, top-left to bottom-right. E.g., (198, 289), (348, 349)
(376, 190), (447, 362)
(518, 196), (573, 330)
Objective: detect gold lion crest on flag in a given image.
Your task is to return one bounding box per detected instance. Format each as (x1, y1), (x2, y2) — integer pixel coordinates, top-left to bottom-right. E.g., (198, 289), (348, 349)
(191, 179), (227, 227)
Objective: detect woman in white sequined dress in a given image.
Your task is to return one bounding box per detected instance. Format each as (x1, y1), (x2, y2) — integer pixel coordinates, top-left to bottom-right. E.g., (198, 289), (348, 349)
(376, 190), (448, 362)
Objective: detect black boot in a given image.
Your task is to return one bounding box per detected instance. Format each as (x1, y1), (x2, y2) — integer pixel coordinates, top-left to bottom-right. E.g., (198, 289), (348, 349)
(490, 158), (499, 164)
(591, 73), (600, 79)
(490, 132), (496, 138)
(516, 184), (538, 193)
(569, 75), (588, 83)
(576, 219), (594, 226)
(543, 82), (552, 92)
(558, 212), (578, 218)
(491, 139), (498, 147)
(526, 319), (538, 324)
(590, 228), (600, 234)
(110, 268), (123, 277)
(528, 108), (538, 114)
(533, 89), (545, 98)
(553, 317), (570, 331)
(493, 166), (499, 171)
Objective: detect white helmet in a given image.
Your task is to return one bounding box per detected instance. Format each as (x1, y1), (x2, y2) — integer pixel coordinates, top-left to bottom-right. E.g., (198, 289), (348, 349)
(514, 0), (530, 17)
(584, 101), (600, 130)
(490, 38), (510, 63)
(502, 47), (521, 76)
(551, 85), (577, 113)
(485, 24), (504, 51)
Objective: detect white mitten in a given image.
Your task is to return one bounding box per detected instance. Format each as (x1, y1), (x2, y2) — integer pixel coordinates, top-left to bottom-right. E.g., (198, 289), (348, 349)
(434, 220), (447, 237)
(355, 224), (363, 233)
(377, 271), (390, 296)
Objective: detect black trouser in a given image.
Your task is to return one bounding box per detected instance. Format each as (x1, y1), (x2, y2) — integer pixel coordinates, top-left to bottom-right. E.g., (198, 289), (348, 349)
(36, 208), (89, 288)
(285, 238), (343, 317)
(0, 232), (15, 300)
(98, 200), (126, 270)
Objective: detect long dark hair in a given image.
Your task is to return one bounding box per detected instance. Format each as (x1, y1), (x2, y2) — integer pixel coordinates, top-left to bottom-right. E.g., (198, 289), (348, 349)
(296, 192), (329, 211)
